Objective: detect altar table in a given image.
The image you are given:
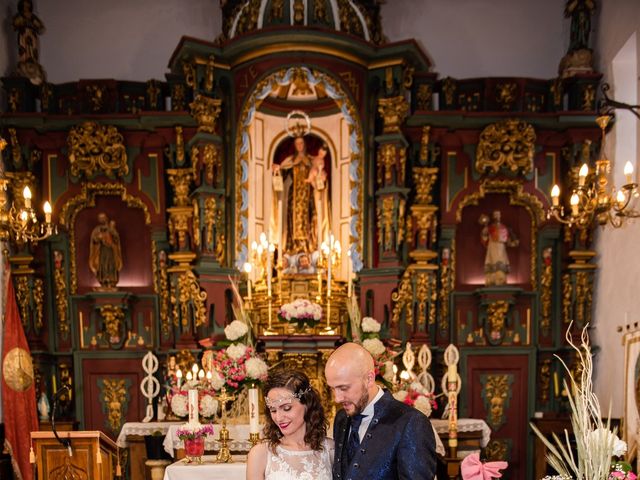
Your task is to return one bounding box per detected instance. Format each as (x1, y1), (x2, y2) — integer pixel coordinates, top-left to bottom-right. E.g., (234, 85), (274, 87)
(163, 455), (247, 480)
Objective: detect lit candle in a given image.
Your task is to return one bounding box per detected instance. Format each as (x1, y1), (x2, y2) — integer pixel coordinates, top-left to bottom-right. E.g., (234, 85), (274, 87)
(206, 371), (212, 381)
(198, 369), (205, 380)
(317, 270), (322, 299)
(624, 161), (634, 184)
(616, 189), (626, 207)
(44, 201), (52, 223)
(550, 185), (560, 207)
(578, 163), (588, 186)
(188, 389), (199, 424)
(327, 234), (333, 298)
(570, 193), (579, 216)
(248, 387), (260, 434)
(186, 371), (193, 381)
(176, 369), (182, 388)
(23, 186), (32, 209)
(192, 364), (199, 376)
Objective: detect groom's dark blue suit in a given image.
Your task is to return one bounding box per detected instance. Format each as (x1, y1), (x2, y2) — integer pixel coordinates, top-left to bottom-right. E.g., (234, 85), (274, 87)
(332, 390), (437, 480)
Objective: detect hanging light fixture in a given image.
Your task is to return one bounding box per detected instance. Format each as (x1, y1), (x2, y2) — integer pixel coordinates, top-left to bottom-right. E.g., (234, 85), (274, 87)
(0, 134), (57, 243)
(547, 84), (640, 229)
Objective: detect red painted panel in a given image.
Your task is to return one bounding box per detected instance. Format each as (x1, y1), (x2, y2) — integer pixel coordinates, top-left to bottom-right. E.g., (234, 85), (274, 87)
(465, 354), (530, 479)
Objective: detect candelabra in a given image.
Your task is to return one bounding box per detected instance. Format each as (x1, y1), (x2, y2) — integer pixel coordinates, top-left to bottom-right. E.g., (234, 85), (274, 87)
(548, 86), (640, 229)
(250, 232), (277, 334)
(319, 234), (341, 334)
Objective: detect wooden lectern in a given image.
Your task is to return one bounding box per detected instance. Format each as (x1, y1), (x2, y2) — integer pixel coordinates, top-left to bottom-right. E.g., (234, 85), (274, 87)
(31, 431), (118, 480)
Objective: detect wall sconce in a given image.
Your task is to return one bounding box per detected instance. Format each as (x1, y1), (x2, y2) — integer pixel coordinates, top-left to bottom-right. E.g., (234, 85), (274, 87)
(0, 135), (57, 243)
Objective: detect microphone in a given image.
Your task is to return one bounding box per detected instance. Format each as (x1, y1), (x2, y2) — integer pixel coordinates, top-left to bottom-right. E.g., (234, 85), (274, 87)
(50, 383), (72, 457)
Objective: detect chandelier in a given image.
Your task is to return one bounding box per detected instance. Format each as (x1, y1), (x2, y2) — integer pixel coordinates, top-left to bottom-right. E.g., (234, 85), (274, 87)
(0, 135), (56, 243)
(548, 110), (639, 229)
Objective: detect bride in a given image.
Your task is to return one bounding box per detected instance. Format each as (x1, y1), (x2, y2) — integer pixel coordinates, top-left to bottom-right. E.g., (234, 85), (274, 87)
(246, 370), (334, 480)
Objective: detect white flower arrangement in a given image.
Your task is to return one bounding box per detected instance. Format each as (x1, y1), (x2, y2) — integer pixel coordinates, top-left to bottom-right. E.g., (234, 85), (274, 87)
(245, 356), (269, 380)
(209, 370), (225, 391)
(413, 395), (433, 417)
(361, 316), (381, 333)
(531, 325), (635, 480)
(393, 390), (408, 402)
(199, 394), (219, 418)
(226, 343), (248, 360)
(170, 394), (188, 417)
(362, 338), (386, 357)
(278, 299), (322, 329)
(224, 320), (249, 341)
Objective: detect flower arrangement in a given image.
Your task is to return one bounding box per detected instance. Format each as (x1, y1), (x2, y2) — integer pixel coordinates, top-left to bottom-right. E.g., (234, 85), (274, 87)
(207, 344), (268, 393)
(175, 423), (214, 441)
(532, 325), (637, 480)
(393, 380), (438, 418)
(278, 298), (322, 330)
(357, 316), (398, 386)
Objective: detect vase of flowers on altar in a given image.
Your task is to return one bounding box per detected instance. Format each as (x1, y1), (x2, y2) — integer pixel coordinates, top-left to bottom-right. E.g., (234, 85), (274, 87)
(176, 423), (214, 464)
(533, 324), (637, 480)
(277, 298), (322, 332)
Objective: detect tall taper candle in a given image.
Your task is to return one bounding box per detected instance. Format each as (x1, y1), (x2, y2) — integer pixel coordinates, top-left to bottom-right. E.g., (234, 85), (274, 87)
(188, 389), (199, 424)
(248, 387), (260, 434)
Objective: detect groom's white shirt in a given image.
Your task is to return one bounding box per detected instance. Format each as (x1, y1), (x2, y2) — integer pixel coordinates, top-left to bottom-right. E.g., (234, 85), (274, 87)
(354, 386), (384, 441)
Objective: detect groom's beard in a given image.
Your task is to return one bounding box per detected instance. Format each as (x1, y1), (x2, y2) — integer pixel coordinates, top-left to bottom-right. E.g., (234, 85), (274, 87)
(348, 388), (370, 416)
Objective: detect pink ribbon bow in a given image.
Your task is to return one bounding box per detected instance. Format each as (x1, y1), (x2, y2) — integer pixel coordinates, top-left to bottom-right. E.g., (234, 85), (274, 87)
(460, 453), (508, 480)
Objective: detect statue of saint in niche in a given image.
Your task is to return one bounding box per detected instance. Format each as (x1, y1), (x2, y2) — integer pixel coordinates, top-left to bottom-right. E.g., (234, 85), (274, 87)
(89, 213), (123, 290)
(479, 210), (519, 286)
(272, 135), (331, 256)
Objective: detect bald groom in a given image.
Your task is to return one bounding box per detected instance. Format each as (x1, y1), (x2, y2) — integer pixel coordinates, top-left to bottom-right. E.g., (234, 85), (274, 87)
(325, 342), (437, 480)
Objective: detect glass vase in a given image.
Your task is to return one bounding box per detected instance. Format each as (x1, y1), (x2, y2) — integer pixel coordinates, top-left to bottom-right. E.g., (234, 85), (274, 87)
(184, 436), (205, 463)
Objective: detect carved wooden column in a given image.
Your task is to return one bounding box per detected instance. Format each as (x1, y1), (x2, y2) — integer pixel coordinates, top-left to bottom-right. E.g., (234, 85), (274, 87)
(9, 254), (45, 349)
(561, 249), (596, 331)
(375, 96), (410, 266)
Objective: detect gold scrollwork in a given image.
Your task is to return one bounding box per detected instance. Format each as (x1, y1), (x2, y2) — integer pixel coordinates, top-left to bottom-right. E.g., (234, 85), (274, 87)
(14, 276), (30, 329)
(192, 199), (201, 249)
(495, 83), (517, 110)
(416, 84), (432, 111)
(67, 121), (128, 178)
(33, 278), (44, 330)
(475, 119), (535, 175)
(377, 96), (409, 134)
(175, 126), (185, 165)
(146, 80), (160, 107)
(481, 373), (513, 430)
(377, 196), (396, 252)
(539, 358), (552, 404)
(562, 272), (572, 324)
(53, 250), (69, 336)
(392, 268), (414, 327)
(204, 197), (216, 251)
(99, 304), (125, 344)
(167, 169), (193, 207)
(439, 247), (452, 332)
(419, 126), (431, 163)
(190, 95), (222, 134)
(486, 301), (509, 341)
(441, 78), (456, 107)
(540, 247), (553, 335)
(171, 84), (186, 111)
(171, 270), (208, 328)
(100, 378), (128, 432)
(86, 84), (106, 112)
(550, 77), (563, 108)
(574, 271), (593, 328)
(485, 439), (509, 462)
(202, 144), (221, 185)
(152, 243), (171, 337)
(167, 207), (193, 250)
(8, 128), (23, 168)
(582, 84), (595, 111)
(413, 167), (438, 204)
(182, 60), (196, 89)
(59, 182), (151, 294)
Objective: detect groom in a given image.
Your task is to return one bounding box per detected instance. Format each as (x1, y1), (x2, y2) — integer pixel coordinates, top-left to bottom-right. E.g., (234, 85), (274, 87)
(325, 343), (437, 480)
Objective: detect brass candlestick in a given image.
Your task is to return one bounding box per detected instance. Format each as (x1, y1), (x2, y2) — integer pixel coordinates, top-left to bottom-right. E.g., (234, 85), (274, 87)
(263, 294), (277, 335)
(215, 388), (236, 463)
(248, 432), (260, 448)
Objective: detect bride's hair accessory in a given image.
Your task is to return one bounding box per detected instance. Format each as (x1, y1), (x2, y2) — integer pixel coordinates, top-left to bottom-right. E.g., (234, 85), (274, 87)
(265, 386), (311, 408)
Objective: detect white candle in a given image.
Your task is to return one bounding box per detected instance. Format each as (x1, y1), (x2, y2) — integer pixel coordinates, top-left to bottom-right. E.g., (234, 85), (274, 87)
(248, 387), (260, 434)
(176, 369), (182, 388)
(327, 235), (333, 298)
(267, 245), (272, 297)
(188, 389), (199, 424)
(448, 363), (457, 383)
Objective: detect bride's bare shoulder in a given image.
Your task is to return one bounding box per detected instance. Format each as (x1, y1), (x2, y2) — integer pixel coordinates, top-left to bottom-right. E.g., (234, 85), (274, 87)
(247, 442), (269, 479)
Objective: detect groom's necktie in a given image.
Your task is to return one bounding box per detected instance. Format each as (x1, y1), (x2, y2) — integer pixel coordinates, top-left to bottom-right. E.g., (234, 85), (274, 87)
(346, 414), (365, 464)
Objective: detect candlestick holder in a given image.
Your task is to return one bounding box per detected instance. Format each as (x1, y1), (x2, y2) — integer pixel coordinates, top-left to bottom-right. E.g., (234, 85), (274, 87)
(215, 388), (235, 464)
(319, 297), (335, 335)
(263, 295), (277, 336)
(248, 432), (260, 448)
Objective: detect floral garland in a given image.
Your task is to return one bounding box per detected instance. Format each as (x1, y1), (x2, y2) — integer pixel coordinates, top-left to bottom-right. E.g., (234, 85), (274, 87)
(393, 380), (437, 418)
(278, 298), (322, 330)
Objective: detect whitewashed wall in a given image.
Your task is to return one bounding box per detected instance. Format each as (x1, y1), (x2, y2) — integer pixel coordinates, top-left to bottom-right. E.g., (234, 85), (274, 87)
(592, 0), (640, 418)
(0, 0), (630, 418)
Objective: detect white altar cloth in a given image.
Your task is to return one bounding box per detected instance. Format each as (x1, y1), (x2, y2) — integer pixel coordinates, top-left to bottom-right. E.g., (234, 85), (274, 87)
(431, 418), (491, 448)
(116, 421), (181, 448)
(163, 455), (246, 480)
(163, 423), (253, 457)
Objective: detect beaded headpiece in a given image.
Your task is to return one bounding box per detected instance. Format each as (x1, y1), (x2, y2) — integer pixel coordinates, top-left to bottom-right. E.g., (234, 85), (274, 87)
(264, 387), (311, 408)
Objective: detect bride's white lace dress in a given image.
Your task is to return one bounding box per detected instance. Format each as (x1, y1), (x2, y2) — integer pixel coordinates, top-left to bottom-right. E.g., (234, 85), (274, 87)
(265, 437), (334, 480)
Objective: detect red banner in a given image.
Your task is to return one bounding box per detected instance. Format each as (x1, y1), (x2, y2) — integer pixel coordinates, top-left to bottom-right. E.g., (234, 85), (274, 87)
(2, 274), (38, 480)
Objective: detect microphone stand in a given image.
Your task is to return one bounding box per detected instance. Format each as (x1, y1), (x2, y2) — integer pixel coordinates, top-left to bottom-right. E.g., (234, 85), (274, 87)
(50, 384), (73, 457)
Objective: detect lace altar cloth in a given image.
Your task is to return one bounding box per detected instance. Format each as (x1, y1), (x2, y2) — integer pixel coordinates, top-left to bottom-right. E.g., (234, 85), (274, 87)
(163, 455), (247, 480)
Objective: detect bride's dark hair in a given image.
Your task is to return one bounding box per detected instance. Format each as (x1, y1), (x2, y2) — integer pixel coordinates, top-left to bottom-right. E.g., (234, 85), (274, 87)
(263, 369), (327, 451)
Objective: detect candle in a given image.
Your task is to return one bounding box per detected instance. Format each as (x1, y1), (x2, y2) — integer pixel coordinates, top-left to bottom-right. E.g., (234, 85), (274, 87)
(327, 235), (333, 298)
(52, 375), (57, 395)
(176, 369), (182, 388)
(44, 201), (52, 223)
(248, 387), (260, 434)
(267, 244), (272, 298)
(550, 185), (560, 207)
(186, 371), (193, 381)
(317, 271), (322, 299)
(23, 186), (32, 209)
(198, 369), (205, 380)
(448, 363), (457, 383)
(188, 389), (199, 424)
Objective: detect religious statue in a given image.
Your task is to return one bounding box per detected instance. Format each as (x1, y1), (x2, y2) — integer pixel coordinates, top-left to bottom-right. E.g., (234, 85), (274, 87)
(479, 210), (519, 286)
(565, 0), (596, 53)
(89, 213), (123, 290)
(272, 135), (331, 255)
(12, 0), (46, 85)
